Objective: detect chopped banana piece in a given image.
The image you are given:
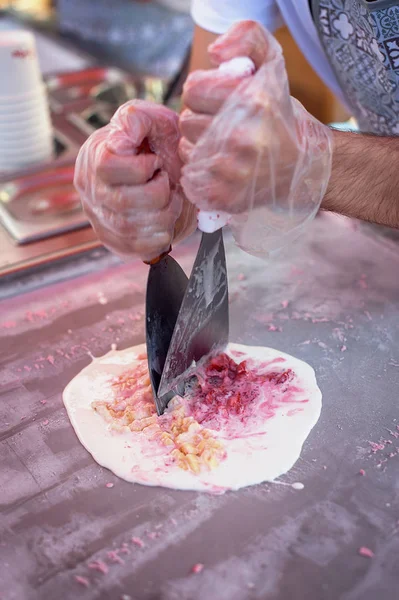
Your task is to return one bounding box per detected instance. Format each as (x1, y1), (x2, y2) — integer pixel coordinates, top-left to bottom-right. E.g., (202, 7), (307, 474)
(98, 356), (225, 476)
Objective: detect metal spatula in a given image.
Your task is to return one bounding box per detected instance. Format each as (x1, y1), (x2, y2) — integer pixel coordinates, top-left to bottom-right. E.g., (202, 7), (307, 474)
(145, 250), (188, 411)
(151, 57), (256, 415)
(156, 226), (229, 413)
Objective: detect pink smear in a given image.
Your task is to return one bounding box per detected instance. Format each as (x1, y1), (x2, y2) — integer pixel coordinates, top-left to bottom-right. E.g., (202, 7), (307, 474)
(75, 575), (90, 587)
(237, 273), (246, 281)
(364, 311), (372, 321)
(24, 366), (31, 372)
(147, 531), (159, 540)
(369, 441), (385, 453)
(341, 346), (347, 353)
(333, 328), (346, 343)
(281, 300), (289, 309)
(359, 469), (366, 476)
(1, 321), (17, 329)
(40, 399), (47, 405)
(25, 309), (49, 322)
(170, 518), (177, 526)
(311, 317), (330, 324)
(131, 537), (145, 548)
(105, 483), (114, 488)
(88, 560), (109, 574)
(358, 547), (374, 558)
(47, 355), (55, 366)
(107, 551), (125, 565)
(287, 408), (304, 417)
(128, 313), (142, 322)
(42, 419), (49, 426)
(191, 563), (204, 574)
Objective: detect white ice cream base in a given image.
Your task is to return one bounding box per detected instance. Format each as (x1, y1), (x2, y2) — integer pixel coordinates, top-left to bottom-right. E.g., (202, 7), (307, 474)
(63, 343), (322, 493)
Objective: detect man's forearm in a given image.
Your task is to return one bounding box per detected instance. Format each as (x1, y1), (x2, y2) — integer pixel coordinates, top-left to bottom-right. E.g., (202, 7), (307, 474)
(322, 129), (399, 228)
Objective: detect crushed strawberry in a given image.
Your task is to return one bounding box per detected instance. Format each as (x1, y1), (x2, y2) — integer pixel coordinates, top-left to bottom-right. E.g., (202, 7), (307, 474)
(190, 353), (296, 426)
(265, 370), (294, 385)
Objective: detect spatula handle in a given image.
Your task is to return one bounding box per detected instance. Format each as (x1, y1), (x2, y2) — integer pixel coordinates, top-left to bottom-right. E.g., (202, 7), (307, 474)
(197, 56), (256, 234)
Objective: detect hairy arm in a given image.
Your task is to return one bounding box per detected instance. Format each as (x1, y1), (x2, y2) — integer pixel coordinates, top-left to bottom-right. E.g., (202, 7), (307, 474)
(322, 130), (399, 228)
(187, 27), (399, 229)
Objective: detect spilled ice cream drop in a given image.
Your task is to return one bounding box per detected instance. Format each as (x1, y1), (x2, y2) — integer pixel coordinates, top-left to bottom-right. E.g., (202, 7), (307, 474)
(63, 343), (322, 493)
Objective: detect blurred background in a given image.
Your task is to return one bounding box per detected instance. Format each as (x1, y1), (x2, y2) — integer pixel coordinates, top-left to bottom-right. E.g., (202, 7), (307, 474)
(0, 0), (349, 282)
(0, 0), (348, 121)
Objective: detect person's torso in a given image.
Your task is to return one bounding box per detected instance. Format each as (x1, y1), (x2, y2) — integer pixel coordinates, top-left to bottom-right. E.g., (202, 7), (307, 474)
(278, 0), (399, 134)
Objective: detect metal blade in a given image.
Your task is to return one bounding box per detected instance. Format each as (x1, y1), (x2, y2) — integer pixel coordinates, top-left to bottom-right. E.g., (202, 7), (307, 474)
(157, 229), (229, 412)
(145, 255), (188, 415)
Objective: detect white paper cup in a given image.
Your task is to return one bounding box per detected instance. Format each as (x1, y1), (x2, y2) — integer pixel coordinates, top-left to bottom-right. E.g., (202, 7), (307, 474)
(0, 85), (48, 113)
(0, 120), (52, 142)
(0, 142), (53, 162)
(0, 31), (42, 97)
(0, 144), (54, 170)
(0, 109), (51, 132)
(0, 132), (53, 154)
(0, 83), (46, 105)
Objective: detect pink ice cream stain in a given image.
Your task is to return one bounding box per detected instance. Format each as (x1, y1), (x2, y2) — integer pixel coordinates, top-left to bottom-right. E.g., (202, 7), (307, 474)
(369, 441), (385, 453)
(358, 547), (374, 558)
(1, 321), (17, 329)
(191, 563), (204, 574)
(88, 560), (109, 574)
(107, 551), (124, 565)
(75, 575), (90, 587)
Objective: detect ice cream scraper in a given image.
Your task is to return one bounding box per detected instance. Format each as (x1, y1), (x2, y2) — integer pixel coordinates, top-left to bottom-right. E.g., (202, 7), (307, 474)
(156, 57), (256, 415)
(146, 249), (188, 414)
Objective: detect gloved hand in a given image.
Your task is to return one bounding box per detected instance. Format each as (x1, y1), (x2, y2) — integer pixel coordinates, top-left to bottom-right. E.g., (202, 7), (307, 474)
(74, 100), (196, 262)
(179, 21), (333, 257)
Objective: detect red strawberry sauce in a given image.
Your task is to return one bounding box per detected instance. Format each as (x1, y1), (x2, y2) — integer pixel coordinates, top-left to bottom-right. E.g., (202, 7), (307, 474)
(187, 352), (308, 432)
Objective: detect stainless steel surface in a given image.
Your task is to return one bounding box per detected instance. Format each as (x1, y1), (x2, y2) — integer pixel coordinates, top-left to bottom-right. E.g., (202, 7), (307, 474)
(145, 255), (188, 413)
(2, 214), (398, 600)
(46, 67), (146, 114)
(0, 155), (84, 245)
(159, 230), (229, 405)
(0, 223), (100, 277)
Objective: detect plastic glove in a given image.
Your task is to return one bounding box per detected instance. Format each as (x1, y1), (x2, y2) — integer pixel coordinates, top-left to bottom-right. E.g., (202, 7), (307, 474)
(74, 100), (196, 262)
(180, 21), (333, 258)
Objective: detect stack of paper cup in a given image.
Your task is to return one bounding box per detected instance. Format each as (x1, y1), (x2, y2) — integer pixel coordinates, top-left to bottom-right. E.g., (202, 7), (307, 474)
(0, 30), (53, 172)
